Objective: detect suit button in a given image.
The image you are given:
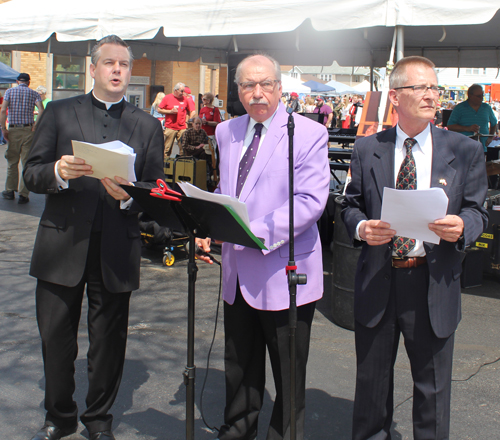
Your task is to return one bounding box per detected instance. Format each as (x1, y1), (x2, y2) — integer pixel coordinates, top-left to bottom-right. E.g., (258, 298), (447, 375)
(87, 220), (92, 225)
(384, 274), (390, 280)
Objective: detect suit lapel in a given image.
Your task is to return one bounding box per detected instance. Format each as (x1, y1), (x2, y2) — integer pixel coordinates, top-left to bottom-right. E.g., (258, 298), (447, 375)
(118, 102), (139, 145)
(228, 115), (249, 197)
(430, 125), (456, 195)
(74, 93), (96, 144)
(372, 127), (396, 200)
(239, 106), (286, 201)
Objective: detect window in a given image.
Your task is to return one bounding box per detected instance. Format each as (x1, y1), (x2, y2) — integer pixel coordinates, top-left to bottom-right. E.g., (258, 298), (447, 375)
(465, 68), (481, 75)
(52, 55), (86, 100)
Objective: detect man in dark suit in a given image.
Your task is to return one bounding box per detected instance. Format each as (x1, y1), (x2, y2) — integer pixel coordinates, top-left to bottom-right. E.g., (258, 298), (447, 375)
(342, 56), (488, 440)
(23, 35), (164, 440)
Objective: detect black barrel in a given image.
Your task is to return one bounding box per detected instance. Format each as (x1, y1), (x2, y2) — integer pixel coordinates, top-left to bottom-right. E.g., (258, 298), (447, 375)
(331, 195), (360, 331)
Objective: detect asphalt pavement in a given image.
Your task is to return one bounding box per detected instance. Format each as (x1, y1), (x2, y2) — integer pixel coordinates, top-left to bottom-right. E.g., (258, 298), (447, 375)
(0, 143), (499, 440)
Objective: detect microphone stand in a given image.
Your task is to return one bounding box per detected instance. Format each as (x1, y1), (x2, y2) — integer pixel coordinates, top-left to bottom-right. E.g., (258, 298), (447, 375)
(286, 114), (307, 440)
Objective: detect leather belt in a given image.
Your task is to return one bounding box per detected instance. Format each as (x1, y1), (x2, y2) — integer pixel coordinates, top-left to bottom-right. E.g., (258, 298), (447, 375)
(392, 256), (427, 269)
(10, 123), (34, 127)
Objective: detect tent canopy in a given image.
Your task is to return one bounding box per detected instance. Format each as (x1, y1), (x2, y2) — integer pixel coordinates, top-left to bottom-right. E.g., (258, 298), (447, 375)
(325, 80), (365, 96)
(0, 1), (499, 68)
(281, 75), (311, 94)
(0, 61), (19, 83)
(302, 80), (335, 93)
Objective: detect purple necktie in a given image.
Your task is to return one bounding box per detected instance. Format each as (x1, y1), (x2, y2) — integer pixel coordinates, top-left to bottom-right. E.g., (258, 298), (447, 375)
(236, 123), (263, 197)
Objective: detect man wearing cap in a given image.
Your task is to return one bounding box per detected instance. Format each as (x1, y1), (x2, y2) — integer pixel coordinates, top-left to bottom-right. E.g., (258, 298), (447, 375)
(287, 92), (301, 113)
(0, 73), (44, 204)
(158, 82), (195, 157)
(313, 96), (333, 128)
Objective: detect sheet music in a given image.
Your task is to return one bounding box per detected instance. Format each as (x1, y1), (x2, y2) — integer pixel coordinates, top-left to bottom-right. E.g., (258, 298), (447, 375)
(71, 140), (137, 182)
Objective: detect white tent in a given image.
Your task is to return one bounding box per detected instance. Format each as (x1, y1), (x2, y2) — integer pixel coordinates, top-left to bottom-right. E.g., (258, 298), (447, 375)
(0, 0), (499, 67)
(281, 75), (311, 94)
(325, 80), (364, 96)
(352, 80), (372, 93)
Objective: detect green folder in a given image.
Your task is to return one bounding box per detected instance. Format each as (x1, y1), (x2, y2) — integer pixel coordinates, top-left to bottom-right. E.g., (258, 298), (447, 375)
(122, 185), (267, 251)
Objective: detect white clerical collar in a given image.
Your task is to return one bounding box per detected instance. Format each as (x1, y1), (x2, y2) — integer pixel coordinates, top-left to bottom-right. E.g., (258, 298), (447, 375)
(92, 91), (124, 110)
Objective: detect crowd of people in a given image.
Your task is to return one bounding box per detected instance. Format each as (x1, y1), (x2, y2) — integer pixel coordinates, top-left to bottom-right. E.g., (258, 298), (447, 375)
(0, 35), (495, 440)
(282, 92), (365, 129)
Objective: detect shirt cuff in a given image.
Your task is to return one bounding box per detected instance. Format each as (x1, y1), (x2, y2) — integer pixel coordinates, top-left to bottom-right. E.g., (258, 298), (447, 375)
(120, 197), (133, 210)
(355, 220), (367, 241)
(54, 160), (69, 190)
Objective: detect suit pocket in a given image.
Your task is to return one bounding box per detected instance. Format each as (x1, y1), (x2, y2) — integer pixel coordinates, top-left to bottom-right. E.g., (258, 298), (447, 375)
(40, 213), (66, 230)
(446, 182), (464, 198)
(267, 167), (288, 179)
(279, 237), (315, 258)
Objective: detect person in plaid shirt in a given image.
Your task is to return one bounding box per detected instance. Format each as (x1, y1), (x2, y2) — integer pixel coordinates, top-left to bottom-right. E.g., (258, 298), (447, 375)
(0, 73), (44, 204)
(180, 116), (209, 158)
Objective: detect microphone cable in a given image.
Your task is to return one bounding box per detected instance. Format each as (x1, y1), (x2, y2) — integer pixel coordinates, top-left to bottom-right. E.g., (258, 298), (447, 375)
(199, 258), (223, 435)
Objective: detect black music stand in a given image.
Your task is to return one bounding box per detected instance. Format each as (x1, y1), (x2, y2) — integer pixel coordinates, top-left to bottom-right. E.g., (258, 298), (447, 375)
(122, 182), (266, 440)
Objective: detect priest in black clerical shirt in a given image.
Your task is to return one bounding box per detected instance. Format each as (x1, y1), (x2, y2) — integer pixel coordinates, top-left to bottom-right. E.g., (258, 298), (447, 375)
(23, 35), (164, 440)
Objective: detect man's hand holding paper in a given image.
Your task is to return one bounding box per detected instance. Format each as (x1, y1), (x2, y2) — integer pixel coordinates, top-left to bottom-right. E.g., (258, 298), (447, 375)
(428, 215), (464, 243)
(57, 155), (93, 180)
(71, 140), (137, 183)
(380, 187), (449, 245)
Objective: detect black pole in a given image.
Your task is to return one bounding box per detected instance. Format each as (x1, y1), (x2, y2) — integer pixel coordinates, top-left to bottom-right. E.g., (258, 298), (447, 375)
(184, 233), (197, 440)
(286, 114), (307, 440)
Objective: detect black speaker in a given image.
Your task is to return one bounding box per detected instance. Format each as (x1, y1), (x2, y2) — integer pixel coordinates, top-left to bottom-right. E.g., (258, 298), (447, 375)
(227, 54), (248, 117)
(442, 109), (452, 127)
(150, 85), (165, 105)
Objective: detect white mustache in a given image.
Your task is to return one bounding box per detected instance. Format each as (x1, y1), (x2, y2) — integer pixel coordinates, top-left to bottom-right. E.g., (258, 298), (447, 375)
(249, 99), (268, 105)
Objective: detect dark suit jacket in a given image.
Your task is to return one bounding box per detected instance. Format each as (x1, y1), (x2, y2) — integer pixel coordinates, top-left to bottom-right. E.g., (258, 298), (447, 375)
(24, 93), (164, 293)
(341, 125), (488, 338)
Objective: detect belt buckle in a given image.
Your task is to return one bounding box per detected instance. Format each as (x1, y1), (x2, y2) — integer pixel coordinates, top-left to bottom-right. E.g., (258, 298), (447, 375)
(392, 257), (403, 268)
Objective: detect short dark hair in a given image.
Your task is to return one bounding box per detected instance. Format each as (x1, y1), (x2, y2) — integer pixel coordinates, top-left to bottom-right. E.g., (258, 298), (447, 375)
(389, 56), (436, 89)
(91, 35), (134, 66)
(468, 84), (483, 97)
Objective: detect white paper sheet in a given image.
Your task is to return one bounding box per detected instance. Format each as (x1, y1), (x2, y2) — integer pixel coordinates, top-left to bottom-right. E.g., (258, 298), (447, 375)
(380, 187), (449, 245)
(71, 140), (137, 182)
(177, 182), (250, 228)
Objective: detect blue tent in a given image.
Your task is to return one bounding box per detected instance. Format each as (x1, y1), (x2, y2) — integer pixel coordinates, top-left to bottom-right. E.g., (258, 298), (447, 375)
(301, 80), (336, 93)
(0, 61), (19, 83)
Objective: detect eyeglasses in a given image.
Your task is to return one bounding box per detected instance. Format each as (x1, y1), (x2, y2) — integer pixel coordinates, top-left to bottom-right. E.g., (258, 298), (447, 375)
(238, 79), (280, 93)
(393, 85), (440, 96)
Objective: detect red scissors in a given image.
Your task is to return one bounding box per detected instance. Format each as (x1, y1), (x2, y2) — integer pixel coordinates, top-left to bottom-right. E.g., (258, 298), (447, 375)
(150, 179), (182, 201)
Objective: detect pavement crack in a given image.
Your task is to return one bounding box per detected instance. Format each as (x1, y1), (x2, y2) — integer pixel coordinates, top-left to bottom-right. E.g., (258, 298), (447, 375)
(452, 356), (500, 382)
(395, 394), (413, 409)
(394, 357), (500, 408)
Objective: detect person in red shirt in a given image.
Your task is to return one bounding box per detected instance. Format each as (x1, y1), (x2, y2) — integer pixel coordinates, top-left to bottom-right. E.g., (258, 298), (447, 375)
(158, 82), (195, 157)
(184, 86), (197, 120)
(199, 92), (221, 137)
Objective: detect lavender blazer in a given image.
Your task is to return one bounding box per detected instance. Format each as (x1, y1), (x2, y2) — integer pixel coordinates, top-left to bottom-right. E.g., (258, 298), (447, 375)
(215, 103), (330, 311)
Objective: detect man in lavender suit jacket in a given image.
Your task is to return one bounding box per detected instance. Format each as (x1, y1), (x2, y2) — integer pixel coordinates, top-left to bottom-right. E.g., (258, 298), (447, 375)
(197, 54), (329, 439)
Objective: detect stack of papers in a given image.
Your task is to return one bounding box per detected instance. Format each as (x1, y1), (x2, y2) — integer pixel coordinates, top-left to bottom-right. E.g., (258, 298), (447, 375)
(71, 140), (137, 182)
(380, 187), (449, 244)
(178, 182), (251, 228)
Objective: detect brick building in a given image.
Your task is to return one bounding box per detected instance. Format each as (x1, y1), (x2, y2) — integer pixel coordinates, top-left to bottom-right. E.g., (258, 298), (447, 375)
(1, 49), (228, 115)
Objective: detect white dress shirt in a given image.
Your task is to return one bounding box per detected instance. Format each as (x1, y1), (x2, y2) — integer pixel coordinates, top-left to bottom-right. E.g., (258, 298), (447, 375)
(355, 123), (434, 257)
